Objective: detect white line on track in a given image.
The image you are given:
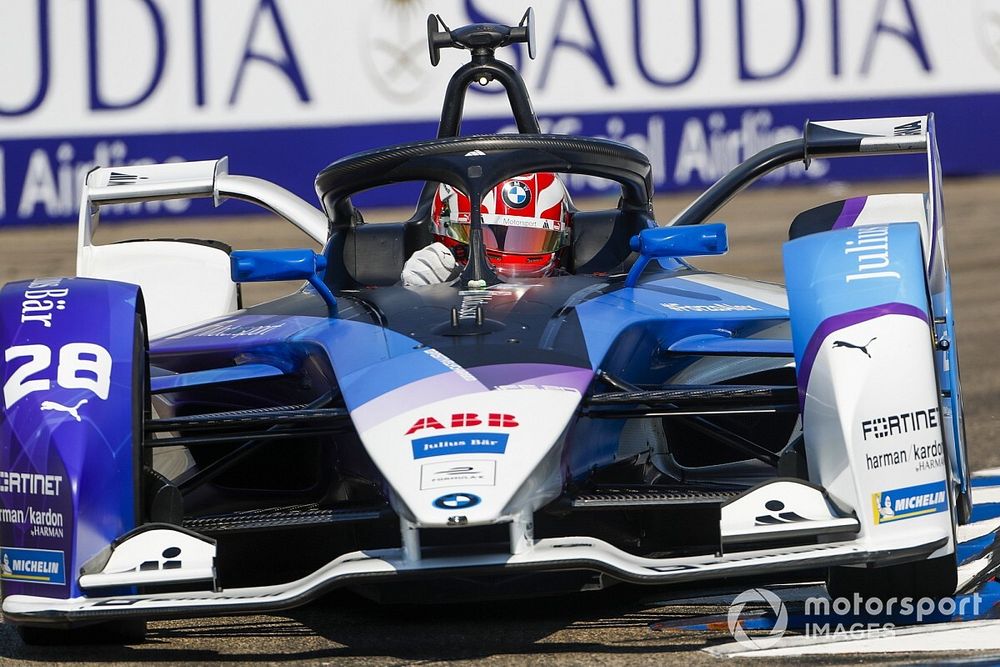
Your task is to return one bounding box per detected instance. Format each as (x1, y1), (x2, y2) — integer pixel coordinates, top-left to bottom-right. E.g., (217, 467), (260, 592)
(705, 619), (1000, 657)
(974, 486), (1000, 505)
(958, 517), (1000, 543)
(958, 555), (994, 589)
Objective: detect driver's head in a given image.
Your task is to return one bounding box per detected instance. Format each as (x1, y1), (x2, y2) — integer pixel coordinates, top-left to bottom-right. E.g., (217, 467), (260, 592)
(431, 173), (572, 278)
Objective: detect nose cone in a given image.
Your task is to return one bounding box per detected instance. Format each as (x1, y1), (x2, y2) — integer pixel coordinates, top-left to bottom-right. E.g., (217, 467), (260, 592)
(355, 386), (583, 526)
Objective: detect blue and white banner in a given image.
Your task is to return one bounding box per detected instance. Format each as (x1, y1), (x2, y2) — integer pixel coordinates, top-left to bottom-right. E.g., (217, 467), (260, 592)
(1, 0), (999, 226)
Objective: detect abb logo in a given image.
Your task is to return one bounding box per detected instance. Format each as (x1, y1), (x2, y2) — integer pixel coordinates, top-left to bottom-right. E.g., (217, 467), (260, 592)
(405, 413), (519, 435)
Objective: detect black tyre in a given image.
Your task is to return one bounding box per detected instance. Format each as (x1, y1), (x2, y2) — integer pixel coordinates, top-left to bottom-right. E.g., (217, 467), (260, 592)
(827, 552), (958, 601)
(957, 489), (974, 525)
(16, 619), (147, 645)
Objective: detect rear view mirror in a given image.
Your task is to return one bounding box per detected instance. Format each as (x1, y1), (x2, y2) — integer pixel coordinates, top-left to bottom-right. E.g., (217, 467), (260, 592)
(625, 223), (728, 287)
(231, 249), (324, 282)
(631, 223), (728, 258)
(231, 249), (337, 315)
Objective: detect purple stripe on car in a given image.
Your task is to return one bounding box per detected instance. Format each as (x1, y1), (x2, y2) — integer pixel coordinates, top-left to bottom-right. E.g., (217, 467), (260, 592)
(350, 363), (592, 434)
(469, 363), (594, 394)
(349, 369), (487, 433)
(832, 196), (867, 230)
(797, 302), (928, 407)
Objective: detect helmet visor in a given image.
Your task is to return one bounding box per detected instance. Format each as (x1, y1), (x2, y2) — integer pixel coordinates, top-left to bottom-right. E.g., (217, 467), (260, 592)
(444, 214), (565, 254)
(483, 213), (566, 254)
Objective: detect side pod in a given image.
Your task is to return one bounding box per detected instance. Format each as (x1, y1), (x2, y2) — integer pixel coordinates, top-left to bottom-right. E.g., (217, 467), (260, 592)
(0, 278), (144, 601)
(783, 223), (953, 558)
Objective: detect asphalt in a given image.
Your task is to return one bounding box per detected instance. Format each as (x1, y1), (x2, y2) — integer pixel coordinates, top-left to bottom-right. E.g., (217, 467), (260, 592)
(1, 176), (999, 665)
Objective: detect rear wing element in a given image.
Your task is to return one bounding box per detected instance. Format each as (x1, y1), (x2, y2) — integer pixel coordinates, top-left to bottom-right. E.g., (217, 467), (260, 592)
(77, 157), (329, 252)
(670, 115), (931, 228)
(803, 115), (927, 160)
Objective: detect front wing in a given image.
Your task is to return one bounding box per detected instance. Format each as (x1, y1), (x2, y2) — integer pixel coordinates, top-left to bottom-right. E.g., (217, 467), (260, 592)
(4, 531), (945, 625)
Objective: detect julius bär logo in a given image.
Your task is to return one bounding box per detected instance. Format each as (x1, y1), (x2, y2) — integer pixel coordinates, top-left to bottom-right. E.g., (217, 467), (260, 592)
(19, 278), (68, 328)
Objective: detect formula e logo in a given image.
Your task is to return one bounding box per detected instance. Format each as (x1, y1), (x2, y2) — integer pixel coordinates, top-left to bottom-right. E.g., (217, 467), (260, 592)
(405, 413), (519, 435)
(421, 460), (496, 490)
(501, 180), (531, 209)
(433, 493), (481, 510)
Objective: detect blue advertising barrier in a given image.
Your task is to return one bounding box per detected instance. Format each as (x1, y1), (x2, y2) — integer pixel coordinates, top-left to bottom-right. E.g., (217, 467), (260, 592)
(3, 91), (995, 228)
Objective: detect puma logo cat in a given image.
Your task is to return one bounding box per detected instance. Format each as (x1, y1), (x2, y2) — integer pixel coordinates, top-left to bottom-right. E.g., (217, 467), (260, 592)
(40, 399), (88, 422)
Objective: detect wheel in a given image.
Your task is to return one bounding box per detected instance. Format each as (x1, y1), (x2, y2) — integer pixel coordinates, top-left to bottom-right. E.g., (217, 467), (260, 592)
(957, 487), (974, 525)
(944, 341), (973, 525)
(16, 620), (147, 645)
(827, 552), (957, 601)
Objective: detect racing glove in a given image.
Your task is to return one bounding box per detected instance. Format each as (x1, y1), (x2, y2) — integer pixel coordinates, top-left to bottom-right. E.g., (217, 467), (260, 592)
(401, 242), (460, 286)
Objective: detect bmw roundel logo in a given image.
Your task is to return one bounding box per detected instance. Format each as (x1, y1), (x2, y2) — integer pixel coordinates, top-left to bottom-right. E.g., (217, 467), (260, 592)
(501, 180), (531, 209)
(433, 493), (481, 510)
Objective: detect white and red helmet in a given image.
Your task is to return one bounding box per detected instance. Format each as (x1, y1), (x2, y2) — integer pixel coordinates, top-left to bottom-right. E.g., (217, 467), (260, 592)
(431, 173), (572, 278)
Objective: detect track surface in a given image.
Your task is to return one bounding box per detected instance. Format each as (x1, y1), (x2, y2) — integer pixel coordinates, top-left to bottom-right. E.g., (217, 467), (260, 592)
(1, 177), (998, 664)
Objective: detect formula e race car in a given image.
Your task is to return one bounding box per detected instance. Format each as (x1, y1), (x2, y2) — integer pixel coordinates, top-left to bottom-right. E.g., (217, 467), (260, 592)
(0, 12), (972, 642)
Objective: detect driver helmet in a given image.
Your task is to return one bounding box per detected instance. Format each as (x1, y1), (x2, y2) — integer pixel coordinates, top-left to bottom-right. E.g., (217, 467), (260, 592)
(431, 173), (572, 278)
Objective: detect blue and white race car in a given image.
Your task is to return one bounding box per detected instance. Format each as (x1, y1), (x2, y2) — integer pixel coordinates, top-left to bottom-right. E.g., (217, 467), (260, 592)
(0, 12), (972, 642)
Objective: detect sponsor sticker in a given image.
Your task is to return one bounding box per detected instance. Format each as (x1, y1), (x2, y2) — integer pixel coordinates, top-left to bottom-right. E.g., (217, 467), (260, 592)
(19, 278), (68, 329)
(865, 440), (944, 472)
(411, 433), (509, 459)
(0, 471), (63, 497)
(0, 546), (66, 585)
(872, 480), (948, 525)
(844, 225), (901, 284)
(406, 413), (519, 435)
(501, 180), (531, 209)
(190, 321), (285, 337)
(0, 505), (65, 539)
(914, 440), (945, 472)
(420, 460), (497, 489)
(832, 337), (877, 358)
(432, 493), (481, 510)
(861, 407), (938, 440)
(661, 302), (761, 312)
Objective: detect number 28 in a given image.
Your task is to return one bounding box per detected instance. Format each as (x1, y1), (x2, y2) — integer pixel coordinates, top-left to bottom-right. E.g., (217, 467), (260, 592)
(3, 344), (112, 409)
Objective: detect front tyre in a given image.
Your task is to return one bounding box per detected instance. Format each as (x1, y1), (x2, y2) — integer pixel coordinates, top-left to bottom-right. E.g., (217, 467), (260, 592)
(16, 620), (147, 646)
(827, 552), (958, 601)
